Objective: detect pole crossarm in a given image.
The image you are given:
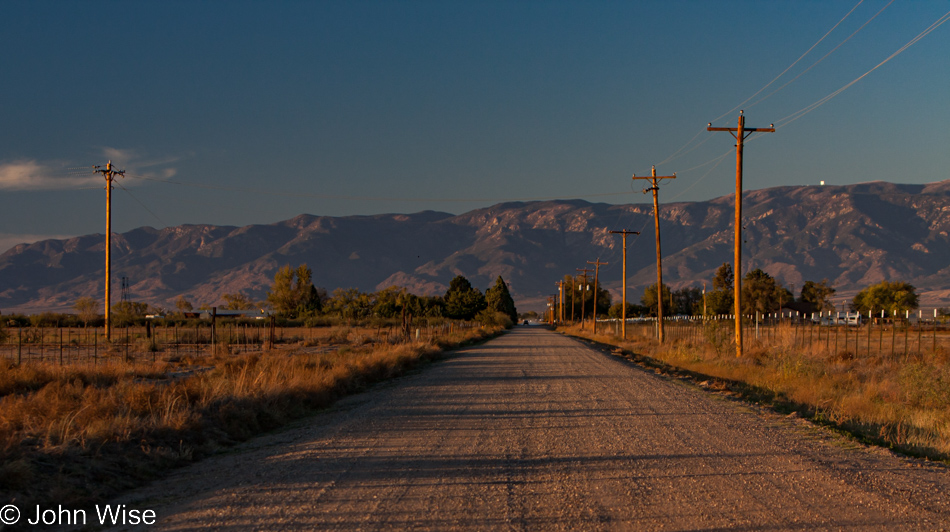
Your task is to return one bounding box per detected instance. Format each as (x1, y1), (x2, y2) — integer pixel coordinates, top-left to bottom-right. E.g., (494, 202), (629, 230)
(707, 111), (774, 357)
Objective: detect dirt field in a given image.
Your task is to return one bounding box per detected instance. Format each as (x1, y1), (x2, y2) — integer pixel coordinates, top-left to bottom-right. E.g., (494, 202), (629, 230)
(108, 326), (950, 530)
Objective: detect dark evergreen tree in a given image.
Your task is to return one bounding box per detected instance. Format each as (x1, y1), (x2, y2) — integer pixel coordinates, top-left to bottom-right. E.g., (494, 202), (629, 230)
(444, 275), (487, 320)
(485, 276), (517, 322)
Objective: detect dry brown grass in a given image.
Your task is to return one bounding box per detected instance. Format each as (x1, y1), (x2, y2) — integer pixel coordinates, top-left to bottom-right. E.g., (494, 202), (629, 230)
(563, 322), (950, 461)
(0, 324), (501, 510)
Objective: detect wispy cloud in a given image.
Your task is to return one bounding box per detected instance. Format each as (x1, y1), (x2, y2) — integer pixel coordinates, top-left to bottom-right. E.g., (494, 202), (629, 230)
(0, 148), (180, 191)
(0, 160), (102, 190)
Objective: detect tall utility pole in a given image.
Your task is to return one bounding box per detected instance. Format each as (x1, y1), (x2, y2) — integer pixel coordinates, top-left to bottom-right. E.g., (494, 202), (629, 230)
(633, 166), (675, 343)
(576, 268), (593, 327)
(707, 111), (774, 357)
(557, 281), (565, 323)
(608, 230), (640, 339)
(94, 160), (125, 341)
(702, 281), (707, 317)
(570, 275), (577, 323)
(587, 259), (608, 333)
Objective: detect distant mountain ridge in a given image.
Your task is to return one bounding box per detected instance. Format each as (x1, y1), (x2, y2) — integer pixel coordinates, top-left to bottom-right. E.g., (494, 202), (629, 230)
(2, 180), (949, 313)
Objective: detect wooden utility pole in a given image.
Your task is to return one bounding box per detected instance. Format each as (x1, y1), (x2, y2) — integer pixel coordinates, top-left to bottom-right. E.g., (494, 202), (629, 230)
(570, 275), (577, 323)
(587, 259), (608, 333)
(707, 111), (774, 357)
(576, 268), (593, 327)
(93, 160), (125, 341)
(557, 281), (565, 323)
(609, 230), (640, 339)
(633, 166), (675, 343)
(702, 281), (707, 317)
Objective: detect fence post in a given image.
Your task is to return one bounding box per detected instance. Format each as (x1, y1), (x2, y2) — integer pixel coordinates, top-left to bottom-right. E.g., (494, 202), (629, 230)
(17, 327), (22, 365)
(59, 328), (63, 365)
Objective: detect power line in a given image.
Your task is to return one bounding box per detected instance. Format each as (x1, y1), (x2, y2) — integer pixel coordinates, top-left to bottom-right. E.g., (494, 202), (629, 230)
(657, 1), (865, 170)
(744, 0), (894, 112)
(713, 0), (871, 121)
(115, 181), (169, 228)
(775, 7), (950, 129)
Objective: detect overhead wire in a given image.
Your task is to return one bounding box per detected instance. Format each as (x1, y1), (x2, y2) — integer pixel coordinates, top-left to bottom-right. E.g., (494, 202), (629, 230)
(712, 0), (868, 122)
(775, 7), (950, 129)
(115, 180), (169, 228)
(655, 0), (864, 171)
(743, 0), (894, 111)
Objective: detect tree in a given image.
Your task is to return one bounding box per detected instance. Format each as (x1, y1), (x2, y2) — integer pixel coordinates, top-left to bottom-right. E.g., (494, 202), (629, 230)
(222, 292), (256, 310)
(800, 280), (836, 313)
(706, 263), (734, 315)
(851, 281), (918, 316)
(325, 288), (374, 321)
(73, 296), (99, 327)
(741, 269), (793, 315)
(485, 276), (517, 323)
(175, 295), (194, 316)
(564, 274), (610, 320)
(444, 275), (487, 320)
(267, 263), (322, 318)
(713, 262), (733, 291)
(641, 282), (671, 317)
(111, 301), (149, 326)
(609, 301), (646, 319)
(672, 287), (703, 315)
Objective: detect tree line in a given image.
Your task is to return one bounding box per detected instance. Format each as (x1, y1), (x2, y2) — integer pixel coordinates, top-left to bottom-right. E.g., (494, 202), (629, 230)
(22, 264), (518, 328)
(564, 262), (930, 320)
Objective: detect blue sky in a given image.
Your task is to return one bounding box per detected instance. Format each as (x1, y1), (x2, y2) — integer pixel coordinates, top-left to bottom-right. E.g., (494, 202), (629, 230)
(1, 1), (948, 252)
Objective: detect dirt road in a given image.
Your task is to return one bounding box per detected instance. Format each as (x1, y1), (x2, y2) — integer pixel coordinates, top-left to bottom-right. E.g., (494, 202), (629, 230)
(113, 327), (950, 530)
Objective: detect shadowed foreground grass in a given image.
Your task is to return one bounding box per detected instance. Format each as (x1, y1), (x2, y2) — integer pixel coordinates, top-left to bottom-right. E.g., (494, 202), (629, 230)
(0, 325), (502, 513)
(562, 322), (950, 462)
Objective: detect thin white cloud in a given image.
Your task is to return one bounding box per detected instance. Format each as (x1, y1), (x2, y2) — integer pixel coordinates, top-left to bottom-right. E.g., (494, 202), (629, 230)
(0, 148), (180, 191)
(0, 160), (102, 190)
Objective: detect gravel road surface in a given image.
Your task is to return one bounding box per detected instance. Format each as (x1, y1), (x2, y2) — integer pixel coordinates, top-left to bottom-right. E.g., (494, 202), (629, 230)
(112, 326), (950, 530)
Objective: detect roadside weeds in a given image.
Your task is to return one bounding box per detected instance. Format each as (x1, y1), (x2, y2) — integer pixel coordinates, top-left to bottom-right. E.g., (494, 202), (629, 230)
(0, 325), (505, 516)
(559, 323), (950, 465)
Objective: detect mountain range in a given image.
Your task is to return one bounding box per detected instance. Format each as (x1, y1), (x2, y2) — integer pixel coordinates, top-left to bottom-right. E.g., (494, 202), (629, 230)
(2, 180), (949, 314)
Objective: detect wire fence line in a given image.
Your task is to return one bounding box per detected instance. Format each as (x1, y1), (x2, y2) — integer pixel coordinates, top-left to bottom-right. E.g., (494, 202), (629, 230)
(589, 315), (949, 360)
(0, 320), (476, 366)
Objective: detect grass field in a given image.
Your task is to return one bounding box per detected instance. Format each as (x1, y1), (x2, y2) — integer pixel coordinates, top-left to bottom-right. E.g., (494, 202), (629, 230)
(0, 323), (503, 512)
(562, 319), (950, 462)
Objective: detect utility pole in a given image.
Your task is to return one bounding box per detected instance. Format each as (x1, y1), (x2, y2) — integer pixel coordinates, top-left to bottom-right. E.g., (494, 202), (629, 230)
(702, 281), (707, 318)
(587, 259), (608, 333)
(633, 166), (675, 343)
(570, 275), (577, 323)
(708, 111), (774, 357)
(94, 160), (125, 341)
(557, 281), (565, 323)
(609, 230), (640, 339)
(576, 268), (593, 327)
